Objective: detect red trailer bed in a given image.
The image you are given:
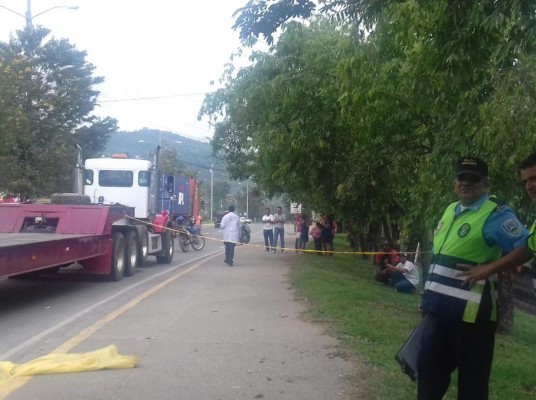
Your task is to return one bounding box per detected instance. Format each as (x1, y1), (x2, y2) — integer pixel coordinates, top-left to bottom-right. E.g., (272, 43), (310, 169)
(0, 233), (110, 277)
(0, 203), (132, 278)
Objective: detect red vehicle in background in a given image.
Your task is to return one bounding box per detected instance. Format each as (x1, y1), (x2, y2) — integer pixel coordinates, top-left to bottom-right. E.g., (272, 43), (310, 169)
(0, 193), (19, 203)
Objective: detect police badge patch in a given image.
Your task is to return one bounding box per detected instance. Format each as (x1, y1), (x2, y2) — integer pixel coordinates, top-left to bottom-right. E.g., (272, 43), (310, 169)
(458, 223), (471, 237)
(501, 219), (522, 237)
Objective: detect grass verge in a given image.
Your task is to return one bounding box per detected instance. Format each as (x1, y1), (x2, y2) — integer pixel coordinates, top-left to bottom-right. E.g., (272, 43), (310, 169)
(290, 235), (536, 400)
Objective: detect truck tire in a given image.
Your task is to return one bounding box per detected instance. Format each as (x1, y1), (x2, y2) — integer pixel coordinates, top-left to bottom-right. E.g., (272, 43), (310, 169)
(137, 226), (149, 267)
(50, 193), (91, 205)
(156, 230), (174, 264)
(110, 232), (126, 281)
(124, 231), (138, 277)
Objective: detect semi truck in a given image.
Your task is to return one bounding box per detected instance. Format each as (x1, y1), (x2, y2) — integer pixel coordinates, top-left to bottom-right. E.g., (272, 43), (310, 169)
(0, 146), (178, 281)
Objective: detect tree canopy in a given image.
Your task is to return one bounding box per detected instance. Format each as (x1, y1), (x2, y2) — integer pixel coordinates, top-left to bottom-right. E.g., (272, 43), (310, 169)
(203, 1), (536, 250)
(0, 27), (117, 197)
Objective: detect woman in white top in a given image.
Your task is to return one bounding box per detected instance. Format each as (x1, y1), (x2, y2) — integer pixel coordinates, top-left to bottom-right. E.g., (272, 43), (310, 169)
(262, 208), (275, 252)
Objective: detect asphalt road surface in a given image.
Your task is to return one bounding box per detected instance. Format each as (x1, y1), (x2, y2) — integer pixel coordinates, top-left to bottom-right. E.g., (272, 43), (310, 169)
(0, 225), (357, 399)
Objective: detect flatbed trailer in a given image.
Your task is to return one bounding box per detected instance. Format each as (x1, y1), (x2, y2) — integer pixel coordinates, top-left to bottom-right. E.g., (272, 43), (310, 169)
(0, 232), (103, 277)
(0, 201), (174, 281)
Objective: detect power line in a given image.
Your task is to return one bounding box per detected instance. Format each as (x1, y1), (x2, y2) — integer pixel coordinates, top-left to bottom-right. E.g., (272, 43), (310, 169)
(181, 160), (227, 173)
(98, 92), (207, 103)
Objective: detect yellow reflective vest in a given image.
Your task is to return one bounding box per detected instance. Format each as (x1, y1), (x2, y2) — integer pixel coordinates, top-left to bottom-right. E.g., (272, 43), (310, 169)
(422, 199), (501, 323)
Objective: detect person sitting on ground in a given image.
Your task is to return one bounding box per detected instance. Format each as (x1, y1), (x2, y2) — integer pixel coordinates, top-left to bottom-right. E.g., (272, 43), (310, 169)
(373, 240), (400, 285)
(386, 252), (419, 293)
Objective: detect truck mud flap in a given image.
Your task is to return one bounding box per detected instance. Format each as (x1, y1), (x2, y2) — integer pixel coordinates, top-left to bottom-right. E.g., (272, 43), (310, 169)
(147, 233), (163, 254)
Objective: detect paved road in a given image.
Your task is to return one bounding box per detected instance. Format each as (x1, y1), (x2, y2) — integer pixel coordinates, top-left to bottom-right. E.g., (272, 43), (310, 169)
(1, 228), (356, 399)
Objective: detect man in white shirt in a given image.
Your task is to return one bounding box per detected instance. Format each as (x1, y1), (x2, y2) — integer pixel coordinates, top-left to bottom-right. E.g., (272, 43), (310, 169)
(262, 208), (275, 252)
(273, 206), (286, 252)
(220, 205), (240, 266)
(387, 253), (419, 293)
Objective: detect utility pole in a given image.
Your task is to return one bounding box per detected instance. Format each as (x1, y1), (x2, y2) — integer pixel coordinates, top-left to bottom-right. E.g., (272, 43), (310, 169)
(210, 165), (213, 222)
(25, 0), (32, 27)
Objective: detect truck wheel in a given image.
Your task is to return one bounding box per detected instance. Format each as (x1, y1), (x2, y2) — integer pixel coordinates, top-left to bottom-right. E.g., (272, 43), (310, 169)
(156, 230), (174, 264)
(110, 232), (126, 281)
(137, 226), (149, 267)
(179, 233), (190, 253)
(124, 231), (138, 277)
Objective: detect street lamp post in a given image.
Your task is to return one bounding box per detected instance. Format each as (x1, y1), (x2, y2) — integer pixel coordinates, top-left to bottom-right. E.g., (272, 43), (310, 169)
(239, 180), (250, 217)
(0, 0), (78, 28)
(210, 165), (213, 222)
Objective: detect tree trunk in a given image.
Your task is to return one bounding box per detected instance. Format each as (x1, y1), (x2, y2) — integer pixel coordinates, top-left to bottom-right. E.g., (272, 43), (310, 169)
(497, 271), (514, 335)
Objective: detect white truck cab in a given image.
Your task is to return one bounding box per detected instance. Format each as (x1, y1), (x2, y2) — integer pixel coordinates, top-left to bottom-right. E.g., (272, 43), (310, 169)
(83, 156), (153, 219)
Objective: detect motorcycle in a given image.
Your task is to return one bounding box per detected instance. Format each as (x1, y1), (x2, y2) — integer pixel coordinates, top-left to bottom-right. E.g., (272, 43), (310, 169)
(239, 217), (252, 244)
(176, 216), (206, 252)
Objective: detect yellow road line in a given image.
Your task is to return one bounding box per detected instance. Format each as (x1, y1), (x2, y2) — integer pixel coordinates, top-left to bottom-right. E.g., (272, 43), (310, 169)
(0, 254), (219, 399)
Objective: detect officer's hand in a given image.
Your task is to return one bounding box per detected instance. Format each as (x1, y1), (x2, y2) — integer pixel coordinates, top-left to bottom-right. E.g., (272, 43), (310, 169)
(457, 263), (494, 286)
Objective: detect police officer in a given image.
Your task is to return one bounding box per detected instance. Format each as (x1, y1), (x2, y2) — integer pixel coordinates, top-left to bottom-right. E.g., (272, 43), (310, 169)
(418, 156), (532, 400)
(520, 152), (536, 252)
(519, 152), (536, 296)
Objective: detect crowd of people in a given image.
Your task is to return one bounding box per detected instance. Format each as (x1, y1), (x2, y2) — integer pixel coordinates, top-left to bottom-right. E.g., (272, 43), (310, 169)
(259, 207), (337, 255)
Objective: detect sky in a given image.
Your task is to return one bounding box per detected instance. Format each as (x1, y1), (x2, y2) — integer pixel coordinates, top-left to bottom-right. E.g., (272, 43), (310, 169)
(0, 0), (252, 142)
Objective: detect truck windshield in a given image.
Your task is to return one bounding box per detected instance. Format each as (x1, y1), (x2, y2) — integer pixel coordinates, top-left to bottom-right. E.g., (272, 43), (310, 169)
(138, 171), (150, 187)
(98, 170), (133, 187)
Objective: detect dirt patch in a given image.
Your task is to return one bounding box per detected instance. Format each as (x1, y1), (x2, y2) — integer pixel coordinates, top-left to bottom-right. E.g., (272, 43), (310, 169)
(280, 252), (377, 399)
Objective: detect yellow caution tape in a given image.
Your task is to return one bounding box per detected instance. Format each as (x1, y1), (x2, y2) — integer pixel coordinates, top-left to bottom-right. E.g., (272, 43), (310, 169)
(124, 216), (428, 256)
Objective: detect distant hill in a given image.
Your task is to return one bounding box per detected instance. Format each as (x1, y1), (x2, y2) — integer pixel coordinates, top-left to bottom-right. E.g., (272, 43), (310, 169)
(103, 128), (228, 187)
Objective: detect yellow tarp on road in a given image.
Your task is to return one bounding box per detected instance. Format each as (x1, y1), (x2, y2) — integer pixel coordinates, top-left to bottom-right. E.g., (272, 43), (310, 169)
(0, 345), (138, 385)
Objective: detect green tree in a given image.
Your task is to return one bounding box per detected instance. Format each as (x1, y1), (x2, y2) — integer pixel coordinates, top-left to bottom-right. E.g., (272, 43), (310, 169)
(202, 19), (405, 246)
(74, 117), (118, 159)
(212, 181), (232, 213)
(0, 27), (116, 197)
(205, 2), (536, 332)
(157, 146), (184, 176)
(227, 1), (536, 243)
